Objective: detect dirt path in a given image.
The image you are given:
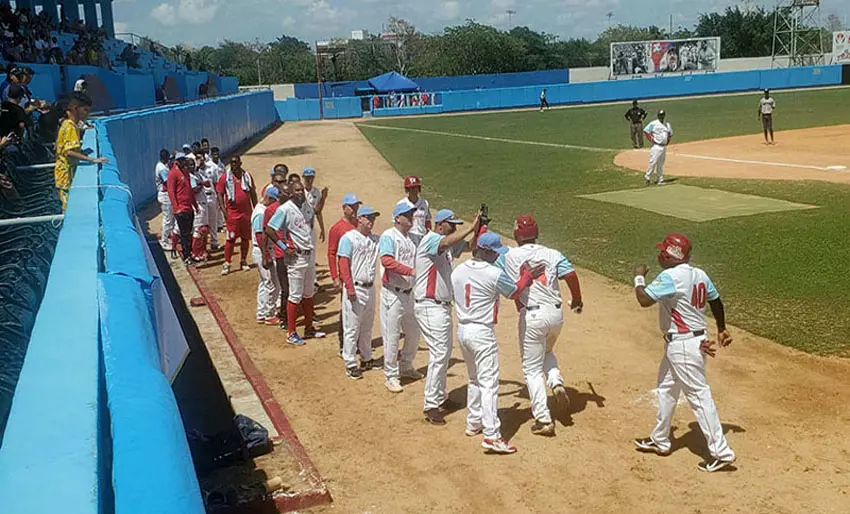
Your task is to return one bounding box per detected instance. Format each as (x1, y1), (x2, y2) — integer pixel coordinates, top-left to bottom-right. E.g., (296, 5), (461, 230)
(181, 120), (850, 513)
(615, 125), (850, 183)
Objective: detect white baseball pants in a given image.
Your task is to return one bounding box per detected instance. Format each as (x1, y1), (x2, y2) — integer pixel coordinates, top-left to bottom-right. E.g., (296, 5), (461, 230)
(519, 306), (565, 424)
(646, 144), (667, 183)
(157, 191), (174, 248)
(286, 252), (316, 303)
(205, 192), (221, 246)
(252, 248), (280, 320)
(380, 287), (420, 381)
(650, 336), (735, 462)
(192, 200), (209, 233)
(415, 300), (453, 410)
(458, 322), (501, 440)
(341, 285), (376, 369)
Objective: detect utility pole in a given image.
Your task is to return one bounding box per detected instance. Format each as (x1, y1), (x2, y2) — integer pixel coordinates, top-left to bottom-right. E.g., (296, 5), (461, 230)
(506, 10), (515, 28)
(606, 11), (613, 28)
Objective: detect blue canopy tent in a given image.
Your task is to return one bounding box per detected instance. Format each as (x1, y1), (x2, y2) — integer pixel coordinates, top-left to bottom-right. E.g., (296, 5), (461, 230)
(367, 71), (420, 93)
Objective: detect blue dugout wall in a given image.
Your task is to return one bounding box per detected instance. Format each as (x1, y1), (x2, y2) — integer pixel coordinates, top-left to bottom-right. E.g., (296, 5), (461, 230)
(276, 65), (843, 121)
(0, 91), (277, 514)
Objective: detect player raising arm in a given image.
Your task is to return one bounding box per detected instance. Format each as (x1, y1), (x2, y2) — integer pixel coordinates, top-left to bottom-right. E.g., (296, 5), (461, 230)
(631, 233), (736, 473)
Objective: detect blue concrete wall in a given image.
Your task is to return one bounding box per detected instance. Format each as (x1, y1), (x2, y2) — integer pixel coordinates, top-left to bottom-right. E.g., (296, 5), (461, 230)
(27, 63), (63, 102)
(293, 69), (571, 98)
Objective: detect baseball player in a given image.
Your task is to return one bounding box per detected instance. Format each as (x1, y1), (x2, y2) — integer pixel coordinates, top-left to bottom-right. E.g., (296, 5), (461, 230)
(262, 178), (289, 326)
(379, 202), (421, 393)
(252, 186), (281, 325)
(328, 193), (362, 355)
(189, 156), (211, 262)
(303, 167), (328, 288)
(154, 149), (175, 251)
(166, 153), (198, 265)
(210, 146), (227, 237)
(644, 110), (673, 185)
(497, 215), (583, 437)
(451, 232), (540, 454)
(261, 163), (288, 198)
(337, 205), (381, 379)
(624, 100), (647, 149)
(396, 175), (431, 246)
(216, 155), (257, 275)
(632, 233), (736, 473)
(198, 148), (222, 252)
(539, 88), (549, 112)
(758, 89), (776, 145)
(415, 208), (481, 425)
(265, 180), (326, 345)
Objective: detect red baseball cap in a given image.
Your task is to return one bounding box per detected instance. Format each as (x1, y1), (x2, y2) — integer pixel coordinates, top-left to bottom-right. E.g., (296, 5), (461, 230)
(513, 214), (539, 241)
(656, 233), (692, 262)
(404, 175), (421, 188)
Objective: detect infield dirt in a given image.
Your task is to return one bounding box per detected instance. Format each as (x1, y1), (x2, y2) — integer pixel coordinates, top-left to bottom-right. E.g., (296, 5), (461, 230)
(153, 120), (850, 513)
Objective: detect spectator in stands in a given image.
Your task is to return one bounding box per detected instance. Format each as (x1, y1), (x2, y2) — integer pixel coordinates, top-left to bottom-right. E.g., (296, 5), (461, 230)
(0, 66), (24, 102)
(54, 92), (108, 211)
(0, 85), (29, 141)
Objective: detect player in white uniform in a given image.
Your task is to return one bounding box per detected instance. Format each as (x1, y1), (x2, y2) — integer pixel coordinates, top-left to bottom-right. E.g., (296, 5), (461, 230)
(415, 208), (481, 425)
(758, 89), (776, 145)
(451, 232), (539, 455)
(189, 157), (211, 262)
(632, 233), (736, 473)
(252, 187), (281, 325)
(337, 205), (381, 380)
(379, 202), (421, 393)
(643, 110), (673, 185)
(210, 147), (227, 235)
(396, 175), (431, 246)
(303, 167), (327, 287)
(199, 149), (222, 251)
(154, 149), (174, 251)
(265, 181), (326, 345)
(497, 215), (584, 437)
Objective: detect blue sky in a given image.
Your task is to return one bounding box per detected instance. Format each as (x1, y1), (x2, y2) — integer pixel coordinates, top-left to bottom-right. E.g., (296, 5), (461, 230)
(112, 0), (850, 48)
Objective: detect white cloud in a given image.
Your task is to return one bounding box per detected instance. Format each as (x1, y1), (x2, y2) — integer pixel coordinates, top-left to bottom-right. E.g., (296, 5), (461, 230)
(150, 0), (221, 27)
(437, 1), (460, 21)
(113, 21), (130, 34)
(281, 16), (297, 28)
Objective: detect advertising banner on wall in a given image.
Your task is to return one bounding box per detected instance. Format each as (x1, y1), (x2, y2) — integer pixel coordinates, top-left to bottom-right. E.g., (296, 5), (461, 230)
(831, 31), (850, 64)
(611, 37), (721, 77)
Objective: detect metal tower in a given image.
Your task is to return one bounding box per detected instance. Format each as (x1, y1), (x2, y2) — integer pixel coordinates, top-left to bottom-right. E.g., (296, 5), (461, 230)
(772, 0), (826, 67)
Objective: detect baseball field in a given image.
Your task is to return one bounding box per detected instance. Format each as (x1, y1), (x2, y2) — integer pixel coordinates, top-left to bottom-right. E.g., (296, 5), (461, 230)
(149, 87), (850, 513)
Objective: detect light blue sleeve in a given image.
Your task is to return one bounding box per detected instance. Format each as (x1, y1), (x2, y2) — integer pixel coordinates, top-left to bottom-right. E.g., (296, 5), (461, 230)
(267, 206), (286, 231)
(496, 270), (518, 298)
(555, 253), (575, 278)
(422, 233), (441, 257)
(379, 234), (395, 257)
(643, 120), (654, 133)
(494, 254), (507, 272)
(644, 271), (676, 301)
(337, 234), (353, 258)
(251, 212), (264, 233)
(705, 276), (720, 301)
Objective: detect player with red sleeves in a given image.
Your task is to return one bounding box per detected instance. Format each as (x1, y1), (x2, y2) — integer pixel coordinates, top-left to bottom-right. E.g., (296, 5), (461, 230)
(166, 153), (198, 265)
(327, 193), (362, 354)
(216, 155), (257, 276)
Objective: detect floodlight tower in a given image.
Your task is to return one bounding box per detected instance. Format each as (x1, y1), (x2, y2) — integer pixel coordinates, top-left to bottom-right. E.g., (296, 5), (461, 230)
(772, 0), (826, 67)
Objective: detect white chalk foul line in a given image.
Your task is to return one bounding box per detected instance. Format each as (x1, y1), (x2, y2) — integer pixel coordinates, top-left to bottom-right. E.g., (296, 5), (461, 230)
(673, 152), (846, 172)
(362, 124), (617, 153)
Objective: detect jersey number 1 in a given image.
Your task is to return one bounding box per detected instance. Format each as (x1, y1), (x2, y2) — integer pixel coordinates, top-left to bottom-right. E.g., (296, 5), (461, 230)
(465, 284), (471, 308)
(691, 283), (707, 309)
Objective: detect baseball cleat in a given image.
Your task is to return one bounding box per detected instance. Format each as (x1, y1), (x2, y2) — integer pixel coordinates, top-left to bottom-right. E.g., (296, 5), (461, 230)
(645, 179), (651, 186)
(424, 408), (446, 426)
(360, 358), (379, 370)
(304, 327), (326, 339)
(240, 261), (251, 271)
(530, 421), (556, 437)
(400, 368), (424, 380)
(264, 316), (281, 326)
(634, 438), (670, 456)
(287, 333), (306, 346)
(482, 438), (517, 454)
(553, 385), (570, 412)
(439, 398), (463, 412)
(256, 317), (267, 324)
(657, 180), (666, 185)
(346, 366), (363, 380)
(384, 379), (403, 393)
(465, 426), (483, 437)
(220, 263), (231, 275)
(698, 457), (736, 473)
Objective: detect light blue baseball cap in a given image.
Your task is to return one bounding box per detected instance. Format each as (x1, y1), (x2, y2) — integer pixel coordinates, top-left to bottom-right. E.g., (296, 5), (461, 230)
(477, 232), (506, 254)
(342, 193), (361, 206)
(303, 167), (316, 177)
(264, 186), (279, 199)
(175, 152), (187, 160)
(181, 143), (191, 150)
(393, 202), (416, 218)
(357, 205), (380, 217)
(434, 209), (463, 225)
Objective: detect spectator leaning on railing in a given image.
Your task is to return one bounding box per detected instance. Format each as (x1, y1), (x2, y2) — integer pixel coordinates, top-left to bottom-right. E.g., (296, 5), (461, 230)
(54, 92), (107, 211)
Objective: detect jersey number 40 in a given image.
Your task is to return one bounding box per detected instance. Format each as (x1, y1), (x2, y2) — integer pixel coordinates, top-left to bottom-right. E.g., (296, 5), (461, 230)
(691, 283), (707, 309)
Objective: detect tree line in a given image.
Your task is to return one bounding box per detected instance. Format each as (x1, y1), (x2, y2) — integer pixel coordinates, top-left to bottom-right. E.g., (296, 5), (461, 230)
(173, 6), (841, 86)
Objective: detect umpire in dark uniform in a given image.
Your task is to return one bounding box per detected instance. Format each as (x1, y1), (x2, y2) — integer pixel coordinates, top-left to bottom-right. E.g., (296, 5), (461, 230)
(625, 100), (647, 148)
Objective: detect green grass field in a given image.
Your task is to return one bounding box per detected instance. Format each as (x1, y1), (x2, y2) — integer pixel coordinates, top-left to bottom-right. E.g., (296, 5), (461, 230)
(358, 87), (850, 356)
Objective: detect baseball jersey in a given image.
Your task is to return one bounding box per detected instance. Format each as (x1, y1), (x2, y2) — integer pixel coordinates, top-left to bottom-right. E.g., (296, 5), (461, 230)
(301, 197), (316, 229)
(337, 230), (379, 284)
(200, 161), (220, 195)
(644, 120), (673, 146)
(644, 263), (719, 335)
(268, 200), (313, 251)
(414, 231), (458, 302)
(759, 97), (776, 115)
(155, 162), (169, 193)
(451, 260), (517, 326)
(396, 197), (431, 238)
(305, 186), (321, 211)
(379, 227), (416, 289)
(251, 203), (268, 247)
(500, 244), (574, 308)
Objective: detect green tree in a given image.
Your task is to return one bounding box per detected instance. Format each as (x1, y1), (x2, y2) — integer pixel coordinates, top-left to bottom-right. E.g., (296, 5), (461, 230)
(693, 6), (774, 58)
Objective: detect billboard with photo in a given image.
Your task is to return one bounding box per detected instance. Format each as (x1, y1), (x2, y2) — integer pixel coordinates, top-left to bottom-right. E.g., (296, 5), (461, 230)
(831, 31), (850, 64)
(611, 37), (721, 77)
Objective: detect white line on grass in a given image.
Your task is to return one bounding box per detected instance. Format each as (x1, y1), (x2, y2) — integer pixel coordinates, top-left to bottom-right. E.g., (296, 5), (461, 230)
(674, 153), (847, 172)
(362, 124), (617, 153)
